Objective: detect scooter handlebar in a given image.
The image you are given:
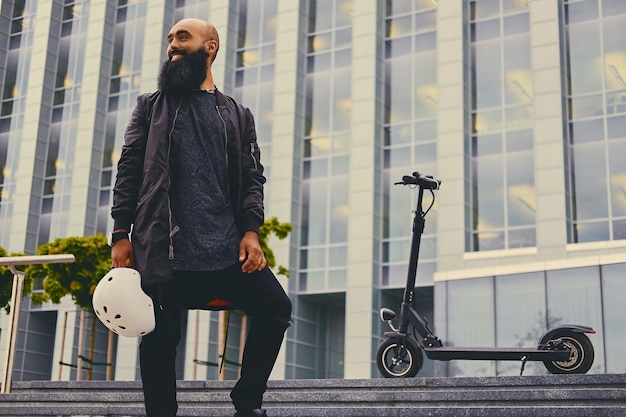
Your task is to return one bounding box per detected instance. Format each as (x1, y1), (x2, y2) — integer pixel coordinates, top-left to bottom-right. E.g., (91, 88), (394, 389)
(395, 172), (441, 190)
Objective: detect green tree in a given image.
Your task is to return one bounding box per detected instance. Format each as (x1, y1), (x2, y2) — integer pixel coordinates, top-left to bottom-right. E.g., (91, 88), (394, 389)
(26, 234), (111, 308)
(26, 234), (112, 380)
(259, 216), (292, 277)
(0, 247), (31, 313)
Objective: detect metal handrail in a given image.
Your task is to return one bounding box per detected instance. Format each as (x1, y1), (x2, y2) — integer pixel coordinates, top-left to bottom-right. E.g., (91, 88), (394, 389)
(1, 254), (75, 394)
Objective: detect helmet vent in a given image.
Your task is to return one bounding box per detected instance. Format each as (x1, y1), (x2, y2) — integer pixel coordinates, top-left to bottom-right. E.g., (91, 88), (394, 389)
(103, 306), (108, 313)
(108, 276), (113, 281)
(115, 314), (121, 319)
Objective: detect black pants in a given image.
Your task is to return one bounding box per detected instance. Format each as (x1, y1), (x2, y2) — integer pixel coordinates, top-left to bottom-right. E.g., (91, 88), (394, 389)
(140, 264), (292, 417)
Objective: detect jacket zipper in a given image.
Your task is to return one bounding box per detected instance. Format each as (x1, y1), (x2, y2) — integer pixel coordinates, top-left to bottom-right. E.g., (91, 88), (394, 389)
(169, 226), (180, 259)
(167, 98), (183, 259)
(216, 105), (231, 189)
(250, 141), (258, 170)
(216, 104), (259, 173)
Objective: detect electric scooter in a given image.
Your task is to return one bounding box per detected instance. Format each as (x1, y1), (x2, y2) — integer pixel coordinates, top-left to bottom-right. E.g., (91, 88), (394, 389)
(376, 172), (596, 378)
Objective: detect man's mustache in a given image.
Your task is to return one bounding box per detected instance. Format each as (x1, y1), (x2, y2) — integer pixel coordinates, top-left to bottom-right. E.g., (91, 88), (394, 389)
(169, 49), (187, 60)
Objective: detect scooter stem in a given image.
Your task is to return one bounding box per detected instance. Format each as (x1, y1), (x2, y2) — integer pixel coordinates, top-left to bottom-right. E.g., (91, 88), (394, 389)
(399, 190), (426, 334)
(402, 190), (426, 305)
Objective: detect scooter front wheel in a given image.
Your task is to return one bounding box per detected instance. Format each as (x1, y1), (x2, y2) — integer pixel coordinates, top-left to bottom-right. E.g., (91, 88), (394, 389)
(542, 331), (594, 374)
(376, 338), (423, 378)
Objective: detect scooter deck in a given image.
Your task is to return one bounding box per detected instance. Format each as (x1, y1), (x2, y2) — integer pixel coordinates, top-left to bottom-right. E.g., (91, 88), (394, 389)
(423, 346), (571, 362)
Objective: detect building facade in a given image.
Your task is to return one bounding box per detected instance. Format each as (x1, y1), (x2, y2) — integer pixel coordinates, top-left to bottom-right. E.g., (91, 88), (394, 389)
(0, 0), (625, 382)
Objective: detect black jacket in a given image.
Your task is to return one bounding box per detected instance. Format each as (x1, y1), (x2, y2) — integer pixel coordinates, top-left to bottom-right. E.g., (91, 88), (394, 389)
(111, 90), (266, 287)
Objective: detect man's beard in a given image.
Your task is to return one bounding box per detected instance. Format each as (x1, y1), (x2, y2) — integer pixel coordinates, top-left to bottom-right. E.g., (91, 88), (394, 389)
(158, 48), (209, 96)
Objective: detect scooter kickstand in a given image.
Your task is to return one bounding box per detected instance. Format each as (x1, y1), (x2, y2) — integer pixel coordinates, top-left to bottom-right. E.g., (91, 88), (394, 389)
(519, 356), (528, 376)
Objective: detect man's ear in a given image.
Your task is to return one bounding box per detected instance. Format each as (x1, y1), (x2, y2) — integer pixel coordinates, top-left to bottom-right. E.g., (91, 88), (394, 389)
(205, 40), (217, 58)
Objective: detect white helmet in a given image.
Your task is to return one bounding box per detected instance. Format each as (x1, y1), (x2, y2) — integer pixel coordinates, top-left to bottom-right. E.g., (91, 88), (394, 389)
(92, 268), (155, 337)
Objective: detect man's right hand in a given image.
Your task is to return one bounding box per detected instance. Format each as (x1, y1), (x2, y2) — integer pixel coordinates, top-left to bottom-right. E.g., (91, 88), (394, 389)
(111, 239), (134, 268)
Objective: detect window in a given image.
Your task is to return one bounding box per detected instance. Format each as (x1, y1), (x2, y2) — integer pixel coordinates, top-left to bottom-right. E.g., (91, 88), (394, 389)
(468, 0), (535, 251)
(382, 0), (438, 286)
(298, 0), (353, 293)
(563, 0), (626, 242)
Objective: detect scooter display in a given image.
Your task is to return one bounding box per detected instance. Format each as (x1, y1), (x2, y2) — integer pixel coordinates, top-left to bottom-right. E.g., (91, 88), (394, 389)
(376, 172), (596, 378)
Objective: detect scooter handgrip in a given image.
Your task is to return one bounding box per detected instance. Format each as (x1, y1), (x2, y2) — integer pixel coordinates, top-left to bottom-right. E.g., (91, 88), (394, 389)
(402, 175), (417, 184)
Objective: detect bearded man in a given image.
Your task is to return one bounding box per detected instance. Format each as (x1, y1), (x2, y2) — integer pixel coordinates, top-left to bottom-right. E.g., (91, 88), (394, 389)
(110, 18), (292, 417)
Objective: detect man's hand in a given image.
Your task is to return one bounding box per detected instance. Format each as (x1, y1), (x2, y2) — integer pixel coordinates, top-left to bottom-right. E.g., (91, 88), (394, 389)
(239, 231), (266, 273)
(111, 239), (134, 268)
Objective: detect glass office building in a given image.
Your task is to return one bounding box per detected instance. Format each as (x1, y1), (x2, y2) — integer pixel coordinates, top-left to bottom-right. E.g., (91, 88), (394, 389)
(0, 0), (625, 382)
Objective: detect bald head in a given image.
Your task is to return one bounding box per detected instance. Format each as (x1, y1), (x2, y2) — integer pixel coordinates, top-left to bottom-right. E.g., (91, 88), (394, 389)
(167, 18), (220, 63)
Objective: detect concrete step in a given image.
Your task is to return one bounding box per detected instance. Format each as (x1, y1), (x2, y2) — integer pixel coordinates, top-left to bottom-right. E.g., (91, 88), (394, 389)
(1, 374), (625, 416)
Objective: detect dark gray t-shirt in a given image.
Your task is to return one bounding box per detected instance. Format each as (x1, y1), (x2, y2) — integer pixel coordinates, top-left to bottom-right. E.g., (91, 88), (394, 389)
(168, 91), (240, 271)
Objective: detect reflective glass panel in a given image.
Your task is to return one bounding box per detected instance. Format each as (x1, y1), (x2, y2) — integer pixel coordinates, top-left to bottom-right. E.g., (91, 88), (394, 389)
(602, 0), (626, 16)
(303, 179), (328, 245)
(503, 12), (529, 35)
(332, 66), (351, 131)
(609, 139), (626, 217)
(505, 129), (532, 152)
(572, 142), (609, 219)
(414, 50), (437, 119)
(601, 263), (626, 373)
(328, 269), (346, 290)
(473, 109), (503, 133)
(503, 35), (532, 105)
(415, 9), (436, 32)
(473, 41), (502, 108)
(382, 263), (408, 287)
(386, 56), (412, 123)
(387, 15), (411, 38)
(495, 272), (545, 375)
(602, 14), (626, 92)
(576, 220), (610, 242)
(508, 227), (535, 248)
(506, 151), (535, 227)
(569, 94), (604, 118)
(471, 0), (500, 20)
(329, 245), (347, 267)
(415, 119), (437, 141)
(568, 20), (603, 95)
(613, 219), (626, 239)
(329, 175), (348, 243)
(304, 247), (326, 269)
(309, 71), (332, 135)
(565, 0), (599, 24)
(474, 155), (505, 228)
(334, 0), (353, 28)
(385, 124), (412, 146)
(569, 119), (604, 144)
(385, 171), (413, 238)
(546, 267), (605, 372)
(447, 277), (496, 376)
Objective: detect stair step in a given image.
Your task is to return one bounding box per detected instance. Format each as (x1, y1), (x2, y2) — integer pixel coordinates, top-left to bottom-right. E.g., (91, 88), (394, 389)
(0, 374), (624, 417)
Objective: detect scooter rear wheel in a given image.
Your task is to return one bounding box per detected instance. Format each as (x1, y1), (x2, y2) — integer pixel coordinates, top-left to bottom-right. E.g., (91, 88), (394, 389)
(542, 331), (594, 374)
(376, 338), (423, 378)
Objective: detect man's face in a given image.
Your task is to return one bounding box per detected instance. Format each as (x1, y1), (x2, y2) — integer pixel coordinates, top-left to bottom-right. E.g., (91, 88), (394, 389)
(157, 21), (213, 96)
(166, 22), (206, 62)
